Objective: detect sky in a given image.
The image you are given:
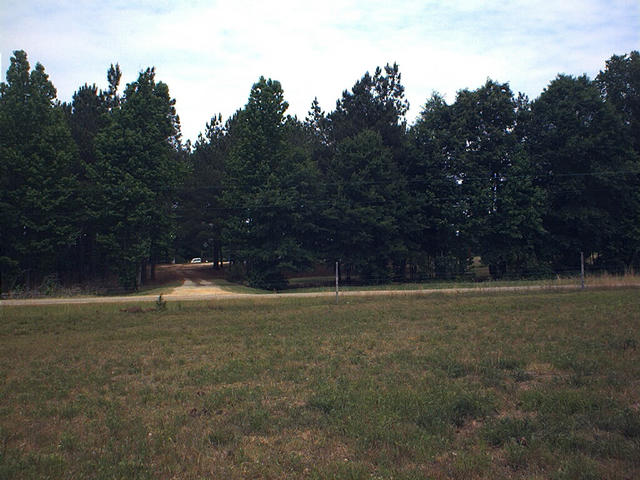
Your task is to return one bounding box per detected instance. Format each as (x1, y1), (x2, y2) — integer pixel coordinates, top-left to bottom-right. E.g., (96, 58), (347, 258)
(1, 0), (639, 143)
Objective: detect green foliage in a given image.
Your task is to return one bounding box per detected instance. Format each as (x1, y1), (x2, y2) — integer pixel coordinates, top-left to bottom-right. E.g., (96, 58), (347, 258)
(406, 83), (549, 280)
(324, 130), (404, 283)
(482, 150), (548, 278)
(0, 50), (80, 290)
(62, 66), (124, 283)
(596, 51), (640, 270)
(529, 73), (639, 271)
(407, 93), (466, 279)
(91, 68), (185, 290)
(328, 63), (408, 147)
(322, 64), (410, 282)
(67, 83), (104, 165)
(174, 114), (231, 265)
(449, 80), (518, 252)
(596, 51), (640, 152)
(224, 261), (247, 283)
(2, 49), (640, 293)
(448, 80), (548, 278)
(223, 77), (320, 289)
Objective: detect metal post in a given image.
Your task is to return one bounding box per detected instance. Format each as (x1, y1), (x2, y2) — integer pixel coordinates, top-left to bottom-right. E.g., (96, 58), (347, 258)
(580, 251), (585, 289)
(335, 261), (339, 304)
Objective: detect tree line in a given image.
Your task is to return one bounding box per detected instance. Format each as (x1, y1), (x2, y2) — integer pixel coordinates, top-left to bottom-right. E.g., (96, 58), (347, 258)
(1, 50), (638, 291)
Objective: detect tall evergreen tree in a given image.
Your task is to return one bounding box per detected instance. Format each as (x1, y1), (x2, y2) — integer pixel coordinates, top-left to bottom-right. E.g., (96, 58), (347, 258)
(324, 129), (404, 282)
(175, 113), (232, 266)
(68, 84), (104, 165)
(91, 67), (184, 289)
(223, 77), (319, 289)
(327, 63), (408, 149)
(65, 82), (109, 281)
(303, 97), (332, 173)
(322, 64), (409, 281)
(0, 51), (79, 290)
(104, 63), (122, 111)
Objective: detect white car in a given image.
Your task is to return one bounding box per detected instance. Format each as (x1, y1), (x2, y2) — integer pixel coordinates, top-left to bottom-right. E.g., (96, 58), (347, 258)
(190, 257), (202, 264)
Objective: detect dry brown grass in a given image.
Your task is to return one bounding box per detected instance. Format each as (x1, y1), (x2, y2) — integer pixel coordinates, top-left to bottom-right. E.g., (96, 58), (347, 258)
(585, 270), (640, 287)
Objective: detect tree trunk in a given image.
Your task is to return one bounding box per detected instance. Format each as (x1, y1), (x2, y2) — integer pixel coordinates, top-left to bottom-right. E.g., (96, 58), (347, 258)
(213, 243), (220, 269)
(140, 261), (148, 284)
(136, 264), (143, 289)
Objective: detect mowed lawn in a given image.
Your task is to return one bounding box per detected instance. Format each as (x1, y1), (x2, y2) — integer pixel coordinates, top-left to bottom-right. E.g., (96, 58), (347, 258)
(1, 289), (639, 479)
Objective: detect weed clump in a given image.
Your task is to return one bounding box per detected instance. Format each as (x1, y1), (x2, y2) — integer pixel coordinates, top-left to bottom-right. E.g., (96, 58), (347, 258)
(155, 294), (167, 310)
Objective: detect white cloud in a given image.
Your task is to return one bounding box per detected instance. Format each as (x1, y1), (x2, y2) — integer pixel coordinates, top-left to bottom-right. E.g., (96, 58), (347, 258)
(1, 0), (638, 141)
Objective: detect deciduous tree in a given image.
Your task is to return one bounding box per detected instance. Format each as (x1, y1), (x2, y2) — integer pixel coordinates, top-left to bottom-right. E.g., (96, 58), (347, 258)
(529, 74), (638, 271)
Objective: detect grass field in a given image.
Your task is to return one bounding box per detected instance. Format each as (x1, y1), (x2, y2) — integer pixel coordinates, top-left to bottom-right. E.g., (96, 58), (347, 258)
(1, 288), (639, 479)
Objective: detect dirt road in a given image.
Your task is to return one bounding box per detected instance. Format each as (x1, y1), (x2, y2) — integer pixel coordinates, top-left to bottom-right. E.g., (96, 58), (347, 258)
(160, 263), (233, 297)
(0, 283), (621, 307)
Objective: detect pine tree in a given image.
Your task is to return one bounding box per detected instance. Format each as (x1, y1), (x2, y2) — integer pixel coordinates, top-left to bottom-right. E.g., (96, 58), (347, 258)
(0, 51), (79, 290)
(323, 130), (404, 283)
(223, 77), (319, 289)
(175, 114), (230, 266)
(91, 67), (185, 289)
(322, 64), (409, 281)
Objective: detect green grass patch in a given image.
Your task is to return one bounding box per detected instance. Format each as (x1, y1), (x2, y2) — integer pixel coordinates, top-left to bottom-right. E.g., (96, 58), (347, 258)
(1, 288), (639, 478)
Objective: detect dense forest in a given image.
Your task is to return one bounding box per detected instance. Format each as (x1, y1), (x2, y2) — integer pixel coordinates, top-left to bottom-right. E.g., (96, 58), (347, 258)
(1, 50), (639, 291)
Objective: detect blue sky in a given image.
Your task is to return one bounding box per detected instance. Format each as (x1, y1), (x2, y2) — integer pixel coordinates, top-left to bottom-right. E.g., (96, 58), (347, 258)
(1, 0), (638, 142)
